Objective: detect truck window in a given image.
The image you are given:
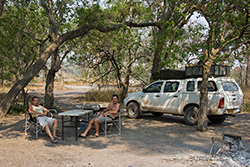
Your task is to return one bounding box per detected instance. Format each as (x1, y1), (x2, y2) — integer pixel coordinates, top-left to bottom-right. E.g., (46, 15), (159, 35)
(222, 82), (238, 91)
(164, 82), (179, 92)
(145, 82), (163, 93)
(187, 81), (194, 91)
(198, 81), (217, 92)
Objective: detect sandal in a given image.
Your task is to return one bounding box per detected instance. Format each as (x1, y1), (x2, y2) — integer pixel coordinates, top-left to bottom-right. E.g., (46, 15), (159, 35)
(78, 134), (86, 138)
(51, 138), (57, 144)
(54, 136), (61, 140)
(94, 134), (99, 138)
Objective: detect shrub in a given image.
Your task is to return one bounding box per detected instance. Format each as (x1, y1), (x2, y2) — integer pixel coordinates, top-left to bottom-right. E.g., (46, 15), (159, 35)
(8, 104), (26, 115)
(83, 89), (121, 102)
(243, 102), (250, 112)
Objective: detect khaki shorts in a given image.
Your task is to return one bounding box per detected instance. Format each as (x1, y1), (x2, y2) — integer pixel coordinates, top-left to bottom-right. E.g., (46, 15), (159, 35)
(93, 116), (113, 124)
(37, 116), (55, 128)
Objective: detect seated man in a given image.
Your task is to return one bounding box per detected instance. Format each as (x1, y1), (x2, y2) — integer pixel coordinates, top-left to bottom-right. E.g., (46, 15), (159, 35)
(79, 94), (120, 138)
(28, 96), (61, 143)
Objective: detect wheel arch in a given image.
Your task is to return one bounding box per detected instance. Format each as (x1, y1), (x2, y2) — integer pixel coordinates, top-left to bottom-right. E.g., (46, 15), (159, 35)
(126, 100), (143, 115)
(183, 103), (199, 114)
(126, 100), (140, 108)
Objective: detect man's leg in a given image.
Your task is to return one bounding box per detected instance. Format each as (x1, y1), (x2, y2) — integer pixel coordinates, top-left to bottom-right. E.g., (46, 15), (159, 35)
(93, 118), (100, 136)
(45, 124), (54, 140)
(38, 117), (55, 141)
(52, 119), (58, 138)
(81, 119), (94, 136)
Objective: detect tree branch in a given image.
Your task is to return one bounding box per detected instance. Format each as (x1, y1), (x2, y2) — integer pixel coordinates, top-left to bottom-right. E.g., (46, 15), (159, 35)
(0, 0), (5, 17)
(91, 68), (114, 84)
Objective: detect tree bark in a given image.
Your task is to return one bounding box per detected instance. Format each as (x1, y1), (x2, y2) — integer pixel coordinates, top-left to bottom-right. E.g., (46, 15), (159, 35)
(239, 63), (243, 85)
(42, 0), (61, 109)
(44, 68), (56, 108)
(197, 60), (212, 131)
(120, 61), (132, 101)
(120, 51), (132, 101)
(44, 49), (61, 108)
(246, 55), (250, 88)
(150, 29), (164, 80)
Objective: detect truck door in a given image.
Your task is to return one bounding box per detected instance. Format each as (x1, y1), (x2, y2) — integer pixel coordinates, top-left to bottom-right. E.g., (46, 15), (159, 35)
(159, 81), (181, 113)
(141, 81), (163, 111)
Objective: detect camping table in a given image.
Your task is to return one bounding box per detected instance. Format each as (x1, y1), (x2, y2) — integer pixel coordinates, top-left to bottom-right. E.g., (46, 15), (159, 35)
(58, 109), (93, 141)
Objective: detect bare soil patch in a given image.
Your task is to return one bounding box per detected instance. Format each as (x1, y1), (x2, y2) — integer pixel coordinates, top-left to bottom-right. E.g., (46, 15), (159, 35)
(0, 87), (250, 166)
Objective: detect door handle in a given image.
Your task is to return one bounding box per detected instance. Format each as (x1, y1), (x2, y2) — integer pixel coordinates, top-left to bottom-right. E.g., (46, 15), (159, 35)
(173, 95), (178, 97)
(155, 95), (160, 97)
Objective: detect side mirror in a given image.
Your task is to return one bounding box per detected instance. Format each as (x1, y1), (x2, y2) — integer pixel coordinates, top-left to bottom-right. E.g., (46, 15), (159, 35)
(142, 88), (146, 93)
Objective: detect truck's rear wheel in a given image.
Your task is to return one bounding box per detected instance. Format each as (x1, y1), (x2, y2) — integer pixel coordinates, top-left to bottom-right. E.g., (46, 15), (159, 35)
(208, 116), (226, 124)
(184, 106), (198, 125)
(127, 102), (140, 119)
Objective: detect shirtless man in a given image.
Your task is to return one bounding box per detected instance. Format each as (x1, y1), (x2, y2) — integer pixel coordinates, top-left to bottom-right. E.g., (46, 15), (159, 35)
(79, 94), (120, 138)
(28, 96), (60, 143)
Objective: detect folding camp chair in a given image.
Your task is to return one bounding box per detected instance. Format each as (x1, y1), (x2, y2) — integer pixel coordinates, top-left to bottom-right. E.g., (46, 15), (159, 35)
(24, 109), (57, 139)
(100, 111), (122, 137)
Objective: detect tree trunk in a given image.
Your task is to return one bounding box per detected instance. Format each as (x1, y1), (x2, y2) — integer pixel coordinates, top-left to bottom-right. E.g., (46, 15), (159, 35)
(0, 42), (60, 116)
(120, 62), (132, 101)
(240, 63), (243, 85)
(106, 61), (112, 86)
(246, 55), (250, 88)
(197, 61), (212, 131)
(21, 88), (28, 110)
(150, 29), (164, 80)
(44, 49), (60, 108)
(60, 72), (64, 86)
(151, 46), (162, 73)
(44, 69), (56, 108)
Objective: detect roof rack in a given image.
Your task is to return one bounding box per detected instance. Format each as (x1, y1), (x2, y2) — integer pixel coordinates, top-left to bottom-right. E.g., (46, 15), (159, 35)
(152, 65), (231, 80)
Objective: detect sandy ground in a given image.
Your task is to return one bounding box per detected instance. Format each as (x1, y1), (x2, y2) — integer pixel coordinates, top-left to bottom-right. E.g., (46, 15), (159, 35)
(0, 86), (250, 167)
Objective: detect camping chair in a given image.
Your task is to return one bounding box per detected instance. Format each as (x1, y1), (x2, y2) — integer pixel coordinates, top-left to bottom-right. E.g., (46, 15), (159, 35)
(24, 109), (57, 139)
(100, 111), (122, 137)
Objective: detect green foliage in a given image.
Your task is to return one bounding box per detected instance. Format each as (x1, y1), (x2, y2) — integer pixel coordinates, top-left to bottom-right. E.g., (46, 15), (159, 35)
(7, 104), (26, 115)
(0, 2), (49, 83)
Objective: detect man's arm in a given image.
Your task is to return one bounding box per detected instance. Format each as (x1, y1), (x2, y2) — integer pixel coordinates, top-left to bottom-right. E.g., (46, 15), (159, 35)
(102, 104), (111, 112)
(100, 103), (111, 117)
(42, 106), (50, 115)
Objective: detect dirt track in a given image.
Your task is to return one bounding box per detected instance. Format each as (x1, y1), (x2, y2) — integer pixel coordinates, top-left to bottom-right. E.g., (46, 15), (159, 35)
(0, 86), (250, 166)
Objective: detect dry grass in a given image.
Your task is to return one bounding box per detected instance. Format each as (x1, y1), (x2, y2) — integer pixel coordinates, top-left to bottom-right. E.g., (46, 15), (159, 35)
(80, 89), (121, 103)
(241, 87), (250, 103)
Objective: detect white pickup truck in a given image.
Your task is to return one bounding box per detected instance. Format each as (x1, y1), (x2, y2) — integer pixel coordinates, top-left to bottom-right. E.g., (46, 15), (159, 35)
(124, 77), (244, 125)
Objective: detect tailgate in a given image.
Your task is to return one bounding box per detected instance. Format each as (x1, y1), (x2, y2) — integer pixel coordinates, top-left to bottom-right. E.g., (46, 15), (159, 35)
(222, 81), (243, 110)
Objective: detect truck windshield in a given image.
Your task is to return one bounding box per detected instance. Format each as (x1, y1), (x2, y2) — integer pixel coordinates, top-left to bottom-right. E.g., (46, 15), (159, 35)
(222, 82), (238, 91)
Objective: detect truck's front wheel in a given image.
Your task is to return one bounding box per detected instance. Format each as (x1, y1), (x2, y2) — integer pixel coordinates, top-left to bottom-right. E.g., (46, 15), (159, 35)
(184, 106), (198, 125)
(127, 102), (140, 119)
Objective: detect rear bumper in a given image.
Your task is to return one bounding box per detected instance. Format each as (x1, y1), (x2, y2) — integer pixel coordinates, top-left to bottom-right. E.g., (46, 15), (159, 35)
(207, 108), (242, 116)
